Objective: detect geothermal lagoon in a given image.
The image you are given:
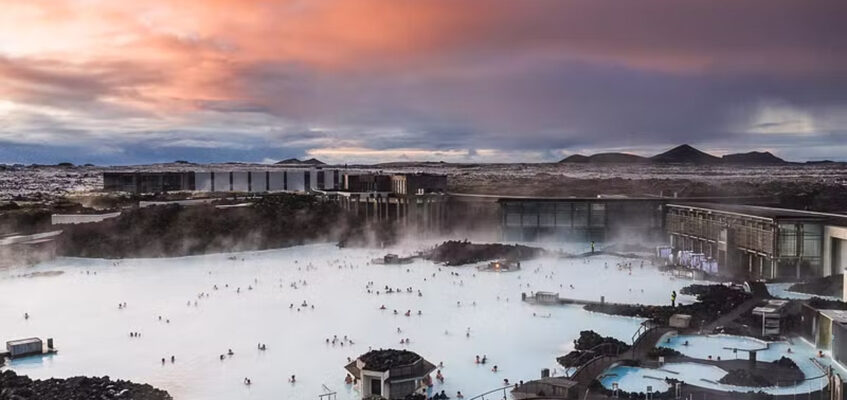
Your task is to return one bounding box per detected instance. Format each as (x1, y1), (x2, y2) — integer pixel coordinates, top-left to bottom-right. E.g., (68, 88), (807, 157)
(0, 242), (762, 399)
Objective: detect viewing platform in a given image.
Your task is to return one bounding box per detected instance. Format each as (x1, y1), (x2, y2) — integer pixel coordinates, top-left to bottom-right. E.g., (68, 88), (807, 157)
(522, 291), (629, 308)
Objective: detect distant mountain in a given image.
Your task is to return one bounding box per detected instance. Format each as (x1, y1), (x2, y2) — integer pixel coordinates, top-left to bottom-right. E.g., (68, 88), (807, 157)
(560, 154), (589, 163)
(301, 158), (326, 165)
(650, 144), (721, 164)
(560, 153), (647, 164)
(722, 151), (786, 165)
(275, 158), (326, 166)
(559, 144), (791, 165)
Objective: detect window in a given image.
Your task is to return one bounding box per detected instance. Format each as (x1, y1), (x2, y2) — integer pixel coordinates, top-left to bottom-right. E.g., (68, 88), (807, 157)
(778, 224), (798, 256)
(590, 203), (606, 227)
(371, 378), (381, 396)
(555, 203), (571, 227)
(573, 203), (588, 227)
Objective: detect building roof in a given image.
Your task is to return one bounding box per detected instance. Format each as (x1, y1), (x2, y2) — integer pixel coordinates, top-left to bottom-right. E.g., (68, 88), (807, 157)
(356, 349), (425, 372)
(668, 202), (847, 224)
(443, 192), (767, 201)
(7, 337), (41, 346)
(0, 231), (62, 247)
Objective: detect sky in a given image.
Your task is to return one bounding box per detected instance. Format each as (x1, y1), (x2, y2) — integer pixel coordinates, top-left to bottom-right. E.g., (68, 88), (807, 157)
(1, 0), (846, 165)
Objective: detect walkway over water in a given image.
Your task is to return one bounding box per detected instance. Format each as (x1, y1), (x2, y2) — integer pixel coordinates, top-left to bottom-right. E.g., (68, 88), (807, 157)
(511, 323), (672, 399)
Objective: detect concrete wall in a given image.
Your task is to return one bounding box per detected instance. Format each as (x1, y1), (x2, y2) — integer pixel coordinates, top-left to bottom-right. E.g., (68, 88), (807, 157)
(287, 170), (305, 191)
(308, 169), (317, 191)
(361, 370), (389, 399)
(213, 172), (231, 192)
(7, 339), (43, 357)
(52, 212), (121, 225)
(250, 171), (268, 192)
(825, 225), (847, 277)
(268, 171), (285, 191)
(195, 172), (213, 191)
(323, 169), (336, 190)
(833, 322), (847, 366)
(232, 172), (249, 192)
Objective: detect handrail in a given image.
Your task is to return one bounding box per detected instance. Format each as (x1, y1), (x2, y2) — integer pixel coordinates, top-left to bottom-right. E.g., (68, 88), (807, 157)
(468, 385), (512, 400)
(570, 353), (616, 384)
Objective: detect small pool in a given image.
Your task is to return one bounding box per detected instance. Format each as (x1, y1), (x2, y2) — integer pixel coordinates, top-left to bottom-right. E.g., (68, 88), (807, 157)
(601, 334), (840, 395)
(601, 362), (725, 393)
(601, 362), (827, 395)
(766, 283), (840, 301)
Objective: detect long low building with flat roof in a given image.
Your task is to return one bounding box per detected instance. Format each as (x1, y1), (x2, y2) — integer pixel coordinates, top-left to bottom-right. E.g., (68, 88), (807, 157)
(103, 168), (341, 194)
(665, 202), (847, 279)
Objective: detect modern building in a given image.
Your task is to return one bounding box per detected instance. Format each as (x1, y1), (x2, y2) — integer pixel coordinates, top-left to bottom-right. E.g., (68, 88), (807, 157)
(801, 304), (847, 354)
(6, 338), (43, 358)
(390, 173), (447, 195)
(331, 173), (448, 232)
(344, 349), (436, 400)
(103, 171), (194, 193)
(0, 231), (62, 269)
(343, 173), (393, 192)
(751, 299), (789, 337)
(103, 168), (340, 194)
(496, 197), (665, 242)
(51, 212), (121, 225)
(665, 203), (847, 279)
(512, 377), (578, 399)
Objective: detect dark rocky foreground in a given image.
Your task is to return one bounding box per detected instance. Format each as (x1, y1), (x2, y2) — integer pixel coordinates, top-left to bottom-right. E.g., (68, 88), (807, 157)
(0, 370), (171, 400)
(425, 240), (546, 266)
(788, 274), (842, 298)
(584, 284), (751, 326)
(58, 194), (381, 258)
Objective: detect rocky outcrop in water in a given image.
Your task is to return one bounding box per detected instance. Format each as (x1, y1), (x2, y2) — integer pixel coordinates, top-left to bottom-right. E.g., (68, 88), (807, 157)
(0, 370), (171, 400)
(425, 240), (545, 266)
(585, 284), (751, 326)
(557, 330), (630, 367)
(717, 369), (773, 387)
(788, 275), (842, 298)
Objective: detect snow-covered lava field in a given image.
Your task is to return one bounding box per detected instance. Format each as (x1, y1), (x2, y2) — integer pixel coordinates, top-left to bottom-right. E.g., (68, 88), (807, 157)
(1, 243), (705, 400)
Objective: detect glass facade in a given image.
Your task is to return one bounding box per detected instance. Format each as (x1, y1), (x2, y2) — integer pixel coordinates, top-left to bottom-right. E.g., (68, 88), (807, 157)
(590, 203), (606, 227)
(776, 222), (823, 277)
(500, 201), (611, 241)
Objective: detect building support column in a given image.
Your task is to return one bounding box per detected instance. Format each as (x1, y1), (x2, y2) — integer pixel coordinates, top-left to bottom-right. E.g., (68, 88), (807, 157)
(759, 256), (765, 276)
(772, 258), (777, 280)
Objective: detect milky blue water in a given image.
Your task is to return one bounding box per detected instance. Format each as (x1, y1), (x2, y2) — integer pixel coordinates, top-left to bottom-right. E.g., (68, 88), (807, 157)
(1, 243), (700, 400)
